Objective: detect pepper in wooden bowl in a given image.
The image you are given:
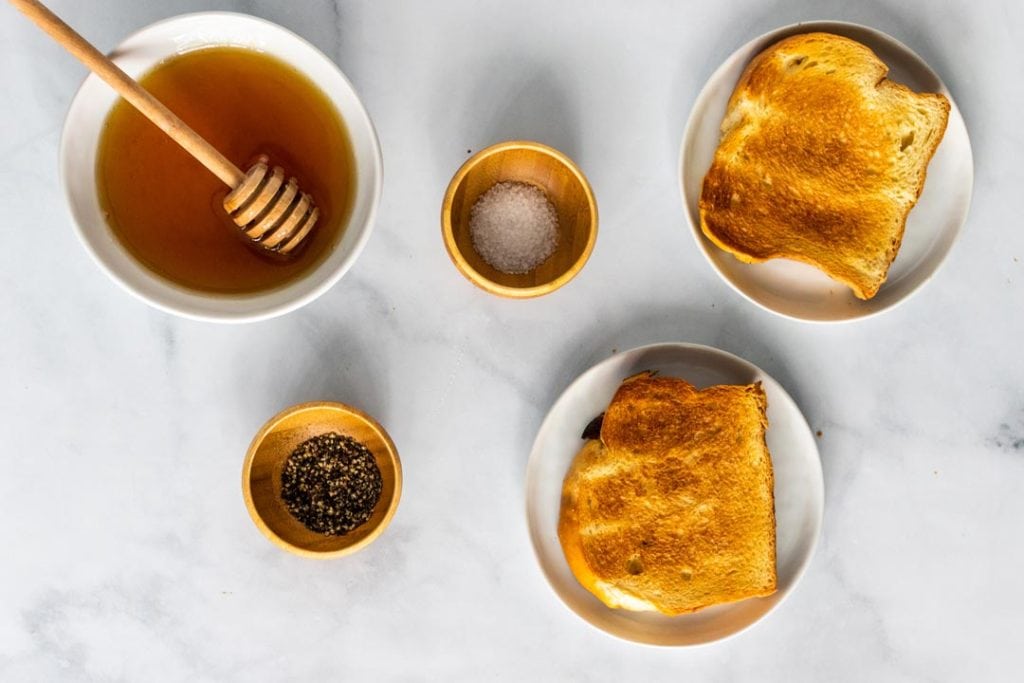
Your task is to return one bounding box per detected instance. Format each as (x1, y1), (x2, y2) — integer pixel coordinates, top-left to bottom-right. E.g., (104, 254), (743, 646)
(242, 402), (401, 558)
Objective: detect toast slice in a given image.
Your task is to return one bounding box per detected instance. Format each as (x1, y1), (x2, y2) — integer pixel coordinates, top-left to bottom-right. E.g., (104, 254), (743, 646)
(699, 32), (950, 299)
(558, 372), (776, 615)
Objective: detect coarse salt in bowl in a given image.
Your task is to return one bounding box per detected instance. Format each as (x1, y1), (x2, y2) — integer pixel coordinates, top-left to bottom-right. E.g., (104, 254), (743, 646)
(441, 141), (598, 299)
(469, 181), (560, 274)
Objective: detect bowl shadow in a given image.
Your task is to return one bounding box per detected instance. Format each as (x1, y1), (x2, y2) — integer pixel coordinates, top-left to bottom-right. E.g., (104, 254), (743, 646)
(432, 51), (582, 184)
(237, 314), (390, 431)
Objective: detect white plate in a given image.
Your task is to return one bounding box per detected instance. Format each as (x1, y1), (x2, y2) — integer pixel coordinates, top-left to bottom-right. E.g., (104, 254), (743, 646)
(525, 343), (823, 646)
(679, 22), (974, 322)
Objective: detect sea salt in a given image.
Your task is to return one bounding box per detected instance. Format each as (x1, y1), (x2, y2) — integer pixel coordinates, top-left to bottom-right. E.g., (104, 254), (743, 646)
(469, 181), (560, 274)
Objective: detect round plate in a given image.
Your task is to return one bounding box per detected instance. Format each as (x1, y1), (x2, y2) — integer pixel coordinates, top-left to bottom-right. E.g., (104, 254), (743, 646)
(679, 21), (974, 322)
(525, 343), (823, 646)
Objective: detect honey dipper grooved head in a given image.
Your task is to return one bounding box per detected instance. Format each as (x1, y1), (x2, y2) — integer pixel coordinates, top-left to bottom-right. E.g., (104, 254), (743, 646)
(222, 155), (320, 255)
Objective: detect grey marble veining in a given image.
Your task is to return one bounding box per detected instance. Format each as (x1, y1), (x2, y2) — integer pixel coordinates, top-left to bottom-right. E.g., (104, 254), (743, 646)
(1, 0), (1021, 680)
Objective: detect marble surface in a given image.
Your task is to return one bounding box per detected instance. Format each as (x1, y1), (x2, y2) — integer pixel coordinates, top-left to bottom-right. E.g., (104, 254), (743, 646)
(1, 0), (1021, 680)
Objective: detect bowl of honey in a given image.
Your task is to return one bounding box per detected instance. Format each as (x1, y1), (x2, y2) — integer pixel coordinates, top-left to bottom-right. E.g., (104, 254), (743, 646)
(60, 12), (382, 321)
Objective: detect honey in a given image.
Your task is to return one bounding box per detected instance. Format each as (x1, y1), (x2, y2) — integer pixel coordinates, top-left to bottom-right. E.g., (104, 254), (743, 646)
(97, 47), (355, 294)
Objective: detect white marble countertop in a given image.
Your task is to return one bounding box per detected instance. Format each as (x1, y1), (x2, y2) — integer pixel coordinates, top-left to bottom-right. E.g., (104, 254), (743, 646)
(1, 0), (1021, 680)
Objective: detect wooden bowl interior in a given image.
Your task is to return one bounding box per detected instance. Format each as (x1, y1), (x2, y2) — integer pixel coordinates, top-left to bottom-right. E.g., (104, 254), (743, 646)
(448, 147), (594, 290)
(246, 405), (399, 555)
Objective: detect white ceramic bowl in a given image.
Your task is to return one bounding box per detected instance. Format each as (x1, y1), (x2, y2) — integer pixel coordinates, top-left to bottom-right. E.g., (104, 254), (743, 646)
(680, 21), (974, 322)
(61, 12), (382, 322)
(526, 343), (824, 646)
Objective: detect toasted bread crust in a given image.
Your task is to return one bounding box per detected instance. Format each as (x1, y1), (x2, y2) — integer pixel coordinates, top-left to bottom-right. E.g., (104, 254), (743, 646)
(558, 373), (776, 615)
(699, 32), (950, 299)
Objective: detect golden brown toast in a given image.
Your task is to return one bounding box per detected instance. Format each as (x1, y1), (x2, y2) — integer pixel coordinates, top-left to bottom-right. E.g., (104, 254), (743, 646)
(558, 373), (776, 615)
(699, 32), (950, 299)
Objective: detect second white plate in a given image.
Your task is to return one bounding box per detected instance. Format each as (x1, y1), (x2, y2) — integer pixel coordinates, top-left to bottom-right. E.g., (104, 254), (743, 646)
(679, 21), (974, 322)
(525, 343), (823, 646)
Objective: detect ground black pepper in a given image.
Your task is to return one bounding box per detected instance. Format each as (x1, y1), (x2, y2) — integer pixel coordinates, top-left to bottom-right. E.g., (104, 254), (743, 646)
(280, 432), (383, 536)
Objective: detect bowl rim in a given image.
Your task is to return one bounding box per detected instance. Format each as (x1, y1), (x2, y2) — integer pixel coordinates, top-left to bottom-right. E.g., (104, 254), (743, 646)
(677, 19), (975, 324)
(440, 140), (598, 299)
(241, 400), (403, 559)
(59, 11), (384, 323)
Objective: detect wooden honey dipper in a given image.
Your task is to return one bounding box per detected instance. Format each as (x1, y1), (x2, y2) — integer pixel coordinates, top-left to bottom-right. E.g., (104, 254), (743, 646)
(11, 0), (319, 255)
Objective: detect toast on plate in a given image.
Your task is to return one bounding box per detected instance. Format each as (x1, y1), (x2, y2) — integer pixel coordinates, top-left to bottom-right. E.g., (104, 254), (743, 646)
(699, 32), (950, 299)
(558, 372), (776, 615)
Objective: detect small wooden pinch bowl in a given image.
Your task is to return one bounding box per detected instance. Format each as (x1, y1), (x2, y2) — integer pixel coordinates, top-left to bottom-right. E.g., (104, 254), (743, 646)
(441, 141), (598, 298)
(242, 401), (402, 558)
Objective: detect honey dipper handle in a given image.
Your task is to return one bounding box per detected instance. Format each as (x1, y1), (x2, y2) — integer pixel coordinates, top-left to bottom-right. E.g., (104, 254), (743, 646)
(10, 0), (245, 188)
